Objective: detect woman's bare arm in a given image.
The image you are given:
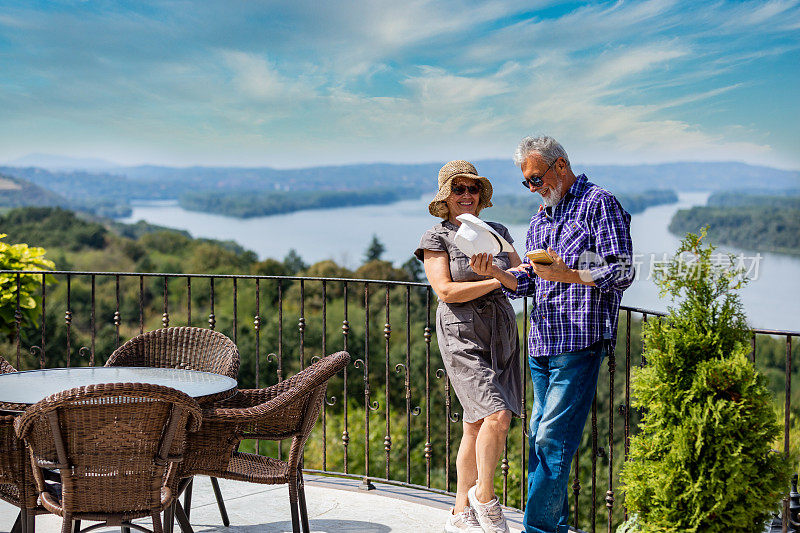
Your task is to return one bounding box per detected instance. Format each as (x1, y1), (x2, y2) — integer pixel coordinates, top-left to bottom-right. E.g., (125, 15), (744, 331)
(423, 250), (501, 303)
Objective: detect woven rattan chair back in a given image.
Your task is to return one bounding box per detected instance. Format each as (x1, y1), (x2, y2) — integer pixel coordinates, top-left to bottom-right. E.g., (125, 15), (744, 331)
(0, 356), (42, 530)
(14, 383), (202, 532)
(242, 351), (350, 447)
(0, 354), (15, 375)
(105, 327), (239, 379)
(178, 351), (349, 533)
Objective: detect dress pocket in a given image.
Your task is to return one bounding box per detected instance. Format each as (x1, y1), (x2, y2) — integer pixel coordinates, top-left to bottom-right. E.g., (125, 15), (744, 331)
(442, 307), (475, 352)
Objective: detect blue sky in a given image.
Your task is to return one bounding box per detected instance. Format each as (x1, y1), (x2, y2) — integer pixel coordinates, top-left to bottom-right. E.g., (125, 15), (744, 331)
(1, 0), (798, 169)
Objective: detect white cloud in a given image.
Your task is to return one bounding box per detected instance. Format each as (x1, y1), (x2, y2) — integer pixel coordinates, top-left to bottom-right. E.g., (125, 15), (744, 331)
(220, 50), (318, 102)
(719, 0), (800, 29)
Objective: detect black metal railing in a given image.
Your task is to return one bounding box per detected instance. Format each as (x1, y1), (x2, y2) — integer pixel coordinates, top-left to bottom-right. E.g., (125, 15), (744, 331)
(2, 269), (798, 532)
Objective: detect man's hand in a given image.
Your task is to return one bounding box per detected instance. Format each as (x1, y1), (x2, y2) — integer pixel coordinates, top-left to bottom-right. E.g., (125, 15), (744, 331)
(469, 253), (495, 277)
(531, 247), (596, 286)
(531, 247), (572, 282)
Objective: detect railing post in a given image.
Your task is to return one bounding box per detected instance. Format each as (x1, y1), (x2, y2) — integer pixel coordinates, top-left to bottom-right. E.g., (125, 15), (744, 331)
(359, 282), (376, 491)
(15, 272), (21, 369)
(113, 275), (120, 350)
(342, 281), (350, 473)
(65, 274), (72, 367)
(784, 335), (792, 533)
(606, 348), (616, 532)
(624, 309), (631, 521)
(299, 279), (305, 369)
(425, 287), (432, 488)
(208, 277), (215, 330)
(384, 284), (392, 480)
(322, 280), (328, 472)
(39, 272), (46, 367)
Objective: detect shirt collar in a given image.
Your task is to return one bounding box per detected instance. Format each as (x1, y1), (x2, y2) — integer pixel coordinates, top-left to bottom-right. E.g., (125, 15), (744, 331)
(566, 173), (589, 199)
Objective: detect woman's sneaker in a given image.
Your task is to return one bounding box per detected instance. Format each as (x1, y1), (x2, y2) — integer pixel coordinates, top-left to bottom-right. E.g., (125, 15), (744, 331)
(467, 485), (510, 533)
(444, 505), (484, 532)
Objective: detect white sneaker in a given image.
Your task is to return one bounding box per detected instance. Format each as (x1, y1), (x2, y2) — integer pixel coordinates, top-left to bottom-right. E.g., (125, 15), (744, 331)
(444, 505), (484, 533)
(467, 485), (510, 533)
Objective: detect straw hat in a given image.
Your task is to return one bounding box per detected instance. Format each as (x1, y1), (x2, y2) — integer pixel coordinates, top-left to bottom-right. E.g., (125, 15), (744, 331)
(428, 160), (493, 218)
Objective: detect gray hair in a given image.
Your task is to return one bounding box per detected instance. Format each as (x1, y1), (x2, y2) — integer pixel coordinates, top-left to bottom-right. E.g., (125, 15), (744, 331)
(513, 136), (571, 168)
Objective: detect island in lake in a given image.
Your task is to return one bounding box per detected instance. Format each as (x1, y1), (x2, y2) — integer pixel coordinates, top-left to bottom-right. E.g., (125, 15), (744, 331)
(669, 191), (800, 256)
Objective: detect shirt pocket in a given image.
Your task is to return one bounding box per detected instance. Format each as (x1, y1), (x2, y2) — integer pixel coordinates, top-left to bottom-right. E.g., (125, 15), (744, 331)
(559, 220), (590, 257)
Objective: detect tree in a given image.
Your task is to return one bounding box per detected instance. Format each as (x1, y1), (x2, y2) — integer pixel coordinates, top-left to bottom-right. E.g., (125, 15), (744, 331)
(0, 233), (55, 342)
(283, 249), (307, 275)
(619, 230), (791, 532)
(401, 256), (423, 282)
(364, 234), (385, 262)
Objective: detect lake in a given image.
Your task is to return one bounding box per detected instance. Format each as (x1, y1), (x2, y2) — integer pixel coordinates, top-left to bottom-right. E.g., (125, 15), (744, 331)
(121, 194), (800, 331)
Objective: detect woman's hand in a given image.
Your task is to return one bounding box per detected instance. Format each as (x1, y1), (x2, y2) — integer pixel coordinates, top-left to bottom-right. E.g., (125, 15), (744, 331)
(508, 263), (531, 273)
(470, 252), (521, 292)
(470, 253), (496, 277)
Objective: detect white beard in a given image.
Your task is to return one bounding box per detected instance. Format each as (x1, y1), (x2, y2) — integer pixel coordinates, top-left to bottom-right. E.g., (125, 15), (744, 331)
(540, 181), (564, 207)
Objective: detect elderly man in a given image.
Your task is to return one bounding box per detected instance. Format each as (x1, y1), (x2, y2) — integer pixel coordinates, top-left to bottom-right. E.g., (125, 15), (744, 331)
(472, 135), (634, 533)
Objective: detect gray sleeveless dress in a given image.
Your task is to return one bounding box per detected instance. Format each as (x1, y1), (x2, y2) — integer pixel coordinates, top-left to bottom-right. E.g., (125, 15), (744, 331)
(415, 220), (522, 423)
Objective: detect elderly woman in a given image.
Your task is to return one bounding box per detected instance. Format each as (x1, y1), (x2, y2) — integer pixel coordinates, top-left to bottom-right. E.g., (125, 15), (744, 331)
(414, 160), (522, 533)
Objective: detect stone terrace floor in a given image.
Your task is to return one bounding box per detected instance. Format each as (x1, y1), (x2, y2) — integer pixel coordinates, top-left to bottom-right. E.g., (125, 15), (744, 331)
(0, 475), (530, 533)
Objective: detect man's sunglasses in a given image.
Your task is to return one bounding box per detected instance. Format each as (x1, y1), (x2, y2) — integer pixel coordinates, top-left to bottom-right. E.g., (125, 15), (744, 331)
(521, 158), (557, 189)
(451, 184), (481, 195)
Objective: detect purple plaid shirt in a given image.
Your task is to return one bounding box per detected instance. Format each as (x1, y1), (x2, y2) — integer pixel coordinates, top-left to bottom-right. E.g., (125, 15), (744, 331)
(502, 174), (634, 357)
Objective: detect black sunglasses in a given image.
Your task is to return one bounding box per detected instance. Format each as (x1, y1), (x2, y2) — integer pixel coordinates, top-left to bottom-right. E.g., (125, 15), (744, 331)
(451, 184), (481, 195)
(521, 158), (557, 189)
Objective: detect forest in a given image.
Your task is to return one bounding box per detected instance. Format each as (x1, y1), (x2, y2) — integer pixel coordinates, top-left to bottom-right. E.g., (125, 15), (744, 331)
(178, 187), (421, 218)
(669, 191), (800, 255)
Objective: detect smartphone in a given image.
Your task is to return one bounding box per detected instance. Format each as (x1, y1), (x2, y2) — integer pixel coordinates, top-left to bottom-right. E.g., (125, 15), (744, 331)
(526, 249), (553, 265)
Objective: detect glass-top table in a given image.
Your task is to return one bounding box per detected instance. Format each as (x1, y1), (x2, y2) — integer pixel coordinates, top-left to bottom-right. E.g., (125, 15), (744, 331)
(0, 367), (238, 408)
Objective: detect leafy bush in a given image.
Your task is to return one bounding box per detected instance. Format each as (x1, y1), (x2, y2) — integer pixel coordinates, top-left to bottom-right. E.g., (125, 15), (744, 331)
(619, 230), (791, 532)
(0, 233), (54, 341)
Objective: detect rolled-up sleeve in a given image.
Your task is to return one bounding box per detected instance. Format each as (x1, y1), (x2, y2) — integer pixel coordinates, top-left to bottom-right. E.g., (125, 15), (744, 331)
(590, 194), (635, 293)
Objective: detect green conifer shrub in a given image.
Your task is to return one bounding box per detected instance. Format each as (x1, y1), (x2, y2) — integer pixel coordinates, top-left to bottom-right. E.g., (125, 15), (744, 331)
(619, 230), (791, 532)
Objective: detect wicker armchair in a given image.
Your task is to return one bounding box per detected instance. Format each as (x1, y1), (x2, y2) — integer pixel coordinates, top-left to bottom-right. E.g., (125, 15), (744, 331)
(180, 350), (350, 533)
(105, 327), (239, 528)
(0, 355), (44, 533)
(105, 327), (240, 379)
(14, 383), (202, 533)
(0, 354), (15, 374)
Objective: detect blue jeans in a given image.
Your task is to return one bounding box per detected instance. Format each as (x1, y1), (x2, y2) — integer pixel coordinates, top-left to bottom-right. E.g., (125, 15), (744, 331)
(523, 341), (606, 533)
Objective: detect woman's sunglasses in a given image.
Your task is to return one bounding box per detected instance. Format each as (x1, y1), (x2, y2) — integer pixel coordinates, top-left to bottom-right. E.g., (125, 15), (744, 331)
(451, 184), (481, 195)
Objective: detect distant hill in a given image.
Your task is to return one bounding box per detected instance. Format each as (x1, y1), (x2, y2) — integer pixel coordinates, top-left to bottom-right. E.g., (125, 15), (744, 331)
(6, 153), (120, 171)
(1, 160), (797, 219)
(115, 160), (800, 195)
(0, 173), (69, 208)
(0, 172), (130, 218)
